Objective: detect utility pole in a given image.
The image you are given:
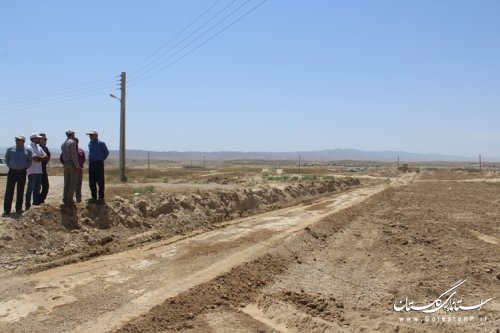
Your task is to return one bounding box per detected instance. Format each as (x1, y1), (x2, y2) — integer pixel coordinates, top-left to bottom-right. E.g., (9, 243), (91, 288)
(397, 156), (400, 168)
(119, 72), (127, 182)
(479, 154), (482, 172)
(299, 155), (301, 175)
(147, 152), (150, 176)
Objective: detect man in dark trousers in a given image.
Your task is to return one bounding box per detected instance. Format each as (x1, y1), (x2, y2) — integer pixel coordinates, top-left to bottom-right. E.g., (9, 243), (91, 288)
(3, 136), (32, 216)
(86, 130), (109, 201)
(38, 133), (51, 204)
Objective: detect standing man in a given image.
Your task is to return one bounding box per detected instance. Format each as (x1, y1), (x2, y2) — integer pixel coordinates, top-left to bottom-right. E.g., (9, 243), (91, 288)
(39, 133), (51, 204)
(3, 136), (32, 216)
(61, 129), (80, 205)
(86, 130), (109, 201)
(25, 133), (48, 210)
(74, 138), (86, 203)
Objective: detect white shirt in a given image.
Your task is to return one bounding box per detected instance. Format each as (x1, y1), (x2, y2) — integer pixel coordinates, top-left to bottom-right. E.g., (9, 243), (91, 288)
(27, 142), (46, 175)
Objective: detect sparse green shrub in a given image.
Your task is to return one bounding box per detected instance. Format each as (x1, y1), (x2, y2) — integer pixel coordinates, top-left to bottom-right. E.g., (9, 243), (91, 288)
(301, 175), (317, 182)
(141, 185), (155, 193)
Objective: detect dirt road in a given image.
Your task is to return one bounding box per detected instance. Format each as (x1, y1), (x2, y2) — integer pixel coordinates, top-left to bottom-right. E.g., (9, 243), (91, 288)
(1, 172), (498, 333)
(116, 174), (498, 333)
(0, 179), (389, 332)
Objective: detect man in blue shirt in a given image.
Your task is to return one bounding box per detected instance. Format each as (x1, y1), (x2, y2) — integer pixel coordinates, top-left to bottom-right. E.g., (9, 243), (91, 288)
(86, 130), (109, 200)
(3, 136), (33, 216)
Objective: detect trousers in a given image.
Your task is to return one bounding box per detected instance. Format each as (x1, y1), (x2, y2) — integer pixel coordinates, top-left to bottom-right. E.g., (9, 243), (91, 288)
(89, 160), (105, 199)
(63, 162), (78, 203)
(4, 169), (27, 213)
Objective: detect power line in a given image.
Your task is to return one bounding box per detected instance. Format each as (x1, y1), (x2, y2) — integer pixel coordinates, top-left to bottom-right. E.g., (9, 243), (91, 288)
(0, 85), (118, 114)
(129, 0), (267, 87)
(127, 0), (223, 74)
(0, 0), (268, 113)
(128, 0), (241, 79)
(0, 76), (117, 107)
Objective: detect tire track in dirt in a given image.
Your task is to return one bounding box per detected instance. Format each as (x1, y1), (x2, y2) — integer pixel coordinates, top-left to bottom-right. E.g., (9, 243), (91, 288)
(0, 180), (395, 333)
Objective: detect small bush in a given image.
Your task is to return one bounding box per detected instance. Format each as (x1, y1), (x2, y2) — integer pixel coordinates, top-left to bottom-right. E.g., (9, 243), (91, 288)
(141, 185), (155, 193)
(301, 175), (317, 182)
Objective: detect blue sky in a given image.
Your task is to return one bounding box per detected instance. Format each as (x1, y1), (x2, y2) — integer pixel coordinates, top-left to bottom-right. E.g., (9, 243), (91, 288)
(1, 1), (499, 157)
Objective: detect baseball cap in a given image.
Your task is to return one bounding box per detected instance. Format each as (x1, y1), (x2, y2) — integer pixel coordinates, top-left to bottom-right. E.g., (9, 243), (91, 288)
(14, 135), (26, 141)
(30, 133), (42, 140)
(65, 129), (75, 135)
(86, 130), (98, 135)
(39, 133), (47, 138)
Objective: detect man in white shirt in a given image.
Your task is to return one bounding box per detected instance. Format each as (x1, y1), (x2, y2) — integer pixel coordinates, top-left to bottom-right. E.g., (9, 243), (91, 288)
(25, 133), (48, 209)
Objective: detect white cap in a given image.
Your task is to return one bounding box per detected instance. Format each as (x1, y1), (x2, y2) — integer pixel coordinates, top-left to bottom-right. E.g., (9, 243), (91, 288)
(30, 133), (42, 140)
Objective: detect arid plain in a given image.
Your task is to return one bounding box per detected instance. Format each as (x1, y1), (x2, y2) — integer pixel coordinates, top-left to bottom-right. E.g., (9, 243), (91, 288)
(0, 159), (498, 332)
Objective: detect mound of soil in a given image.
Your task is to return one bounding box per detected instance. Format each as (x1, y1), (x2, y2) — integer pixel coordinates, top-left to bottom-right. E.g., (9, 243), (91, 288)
(0, 178), (359, 273)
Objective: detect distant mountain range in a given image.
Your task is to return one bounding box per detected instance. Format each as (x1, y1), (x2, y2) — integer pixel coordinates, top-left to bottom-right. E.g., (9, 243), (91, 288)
(108, 148), (498, 162)
(1, 147), (497, 162)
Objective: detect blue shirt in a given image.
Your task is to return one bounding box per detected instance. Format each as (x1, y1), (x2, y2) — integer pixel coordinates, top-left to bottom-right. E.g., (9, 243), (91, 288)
(5, 145), (32, 170)
(88, 139), (109, 162)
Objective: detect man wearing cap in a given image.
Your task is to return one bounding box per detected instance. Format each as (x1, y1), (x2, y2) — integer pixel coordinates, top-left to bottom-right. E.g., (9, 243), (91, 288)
(61, 130), (81, 205)
(87, 130), (109, 200)
(38, 133), (51, 204)
(3, 136), (32, 216)
(25, 133), (48, 210)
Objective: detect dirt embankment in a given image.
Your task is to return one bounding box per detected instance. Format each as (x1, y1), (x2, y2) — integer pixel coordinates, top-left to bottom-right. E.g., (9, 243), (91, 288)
(114, 180), (500, 333)
(0, 178), (359, 273)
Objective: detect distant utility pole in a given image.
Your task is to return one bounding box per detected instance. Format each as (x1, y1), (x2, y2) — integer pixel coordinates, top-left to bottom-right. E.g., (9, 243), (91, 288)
(191, 159), (193, 176)
(479, 154), (482, 171)
(397, 156), (400, 168)
(203, 156), (205, 169)
(299, 155), (301, 175)
(147, 152), (150, 176)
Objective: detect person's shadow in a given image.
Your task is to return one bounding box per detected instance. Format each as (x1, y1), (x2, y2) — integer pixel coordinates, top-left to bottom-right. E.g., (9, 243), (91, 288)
(60, 204), (79, 230)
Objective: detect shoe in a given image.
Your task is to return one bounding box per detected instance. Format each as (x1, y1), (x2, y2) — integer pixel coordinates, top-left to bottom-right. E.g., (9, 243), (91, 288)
(2, 212), (10, 217)
(15, 209), (24, 214)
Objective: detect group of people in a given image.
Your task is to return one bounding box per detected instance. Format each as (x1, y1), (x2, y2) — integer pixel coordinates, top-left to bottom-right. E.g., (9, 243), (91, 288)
(2, 130), (109, 217)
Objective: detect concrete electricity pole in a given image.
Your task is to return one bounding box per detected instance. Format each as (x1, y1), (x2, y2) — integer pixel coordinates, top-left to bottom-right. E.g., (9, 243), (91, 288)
(119, 72), (127, 182)
(110, 72), (127, 182)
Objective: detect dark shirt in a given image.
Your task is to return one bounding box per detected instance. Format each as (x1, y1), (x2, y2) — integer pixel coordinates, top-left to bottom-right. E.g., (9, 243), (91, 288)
(88, 139), (109, 162)
(40, 145), (51, 174)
